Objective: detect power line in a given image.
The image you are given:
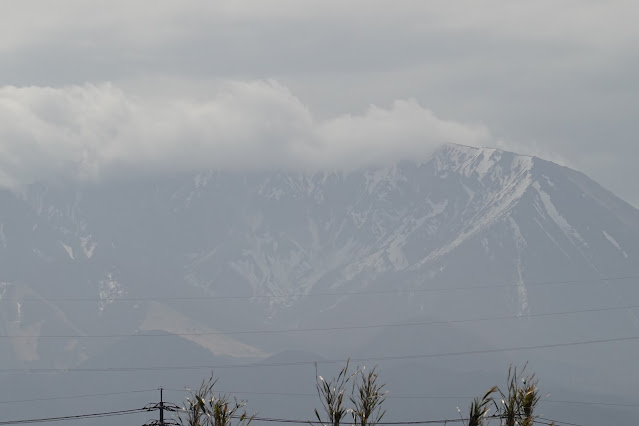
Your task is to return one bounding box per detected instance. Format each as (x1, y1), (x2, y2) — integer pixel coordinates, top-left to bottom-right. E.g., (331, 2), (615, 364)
(245, 414), (468, 424)
(165, 388), (636, 409)
(0, 383), (584, 426)
(0, 388), (586, 426)
(0, 406), (579, 426)
(0, 407), (150, 425)
(192, 413), (575, 426)
(164, 388), (476, 401)
(542, 399), (639, 408)
(247, 418), (570, 426)
(1, 334), (638, 374)
(0, 389), (156, 405)
(0, 386), (630, 414)
(2, 303), (638, 340)
(3, 275), (637, 303)
(536, 417), (583, 426)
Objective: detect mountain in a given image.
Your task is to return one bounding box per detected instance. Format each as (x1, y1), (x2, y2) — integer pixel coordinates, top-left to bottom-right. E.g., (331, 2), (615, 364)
(1, 143), (638, 423)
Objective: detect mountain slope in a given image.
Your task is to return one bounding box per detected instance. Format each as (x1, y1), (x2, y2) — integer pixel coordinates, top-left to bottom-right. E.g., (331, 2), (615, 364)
(0, 143), (638, 368)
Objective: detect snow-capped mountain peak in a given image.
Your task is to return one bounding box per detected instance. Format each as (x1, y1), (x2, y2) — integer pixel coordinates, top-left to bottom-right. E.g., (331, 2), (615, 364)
(1, 143), (638, 364)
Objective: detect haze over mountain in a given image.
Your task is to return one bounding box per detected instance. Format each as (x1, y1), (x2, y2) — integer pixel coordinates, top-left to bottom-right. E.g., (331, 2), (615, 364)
(1, 143), (638, 424)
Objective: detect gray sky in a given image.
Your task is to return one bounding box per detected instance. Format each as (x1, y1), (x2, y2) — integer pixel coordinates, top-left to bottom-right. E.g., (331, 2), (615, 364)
(1, 1), (638, 205)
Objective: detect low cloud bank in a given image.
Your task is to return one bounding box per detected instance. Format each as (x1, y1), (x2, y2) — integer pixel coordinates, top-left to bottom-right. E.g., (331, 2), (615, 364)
(0, 81), (490, 187)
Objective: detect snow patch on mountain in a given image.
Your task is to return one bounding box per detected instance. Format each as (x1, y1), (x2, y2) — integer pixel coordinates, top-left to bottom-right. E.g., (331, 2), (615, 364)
(533, 181), (587, 247)
(602, 230), (629, 258)
(98, 272), (125, 312)
(229, 231), (319, 308)
(508, 216), (529, 315)
(60, 242), (74, 260)
(364, 164), (408, 196)
(0, 283), (7, 300)
(80, 236), (97, 259)
(439, 145), (510, 179)
(0, 223), (6, 248)
(417, 148), (533, 265)
(387, 234), (409, 270)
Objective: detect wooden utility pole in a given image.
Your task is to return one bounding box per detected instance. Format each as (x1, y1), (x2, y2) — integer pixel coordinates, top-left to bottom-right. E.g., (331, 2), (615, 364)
(159, 387), (164, 426)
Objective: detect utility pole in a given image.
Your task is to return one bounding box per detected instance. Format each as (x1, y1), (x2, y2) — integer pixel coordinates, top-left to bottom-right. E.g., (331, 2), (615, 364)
(143, 389), (178, 426)
(159, 387), (164, 426)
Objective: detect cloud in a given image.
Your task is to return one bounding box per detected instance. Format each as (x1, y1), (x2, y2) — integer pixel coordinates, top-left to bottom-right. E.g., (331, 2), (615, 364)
(0, 81), (489, 188)
(1, 2), (638, 206)
(3, 1), (637, 54)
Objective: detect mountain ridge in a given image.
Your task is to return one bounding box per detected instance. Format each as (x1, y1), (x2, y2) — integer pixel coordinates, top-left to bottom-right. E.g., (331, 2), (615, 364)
(1, 142), (638, 365)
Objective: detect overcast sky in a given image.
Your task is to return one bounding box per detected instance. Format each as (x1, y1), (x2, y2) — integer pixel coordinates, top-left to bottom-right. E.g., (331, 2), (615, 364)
(1, 1), (638, 205)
